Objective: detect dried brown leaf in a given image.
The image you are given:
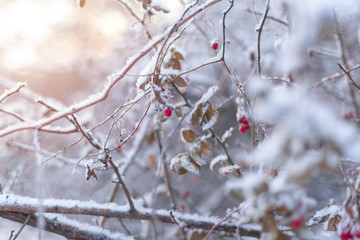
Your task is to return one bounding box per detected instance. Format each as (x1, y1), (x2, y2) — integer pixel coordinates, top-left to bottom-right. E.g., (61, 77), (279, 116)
(189, 230), (208, 240)
(190, 103), (204, 125)
(148, 154), (157, 169)
(139, 82), (147, 91)
(142, 0), (151, 9)
(173, 51), (184, 60)
(152, 5), (170, 13)
(218, 165), (241, 176)
(170, 153), (200, 175)
(210, 155), (227, 171)
(172, 76), (187, 87)
(202, 104), (218, 130)
(86, 165), (97, 181)
(200, 141), (212, 157)
(153, 75), (161, 86)
(205, 104), (217, 121)
(261, 218), (291, 240)
(172, 166), (188, 175)
(327, 214), (341, 231)
(181, 129), (199, 143)
(175, 106), (182, 117)
(170, 59), (181, 70)
(79, 0), (86, 7)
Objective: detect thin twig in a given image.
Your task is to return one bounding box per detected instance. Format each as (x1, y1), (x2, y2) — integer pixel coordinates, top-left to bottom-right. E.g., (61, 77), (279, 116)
(116, 0), (153, 40)
(178, 59), (222, 77)
(155, 129), (177, 210)
(338, 63), (360, 91)
(0, 82), (26, 104)
(71, 114), (102, 150)
(334, 14), (360, 118)
(338, 160), (358, 194)
(171, 82), (191, 107)
(220, 0), (234, 60)
(256, 0), (270, 76)
(204, 208), (241, 240)
(111, 102), (151, 151)
(99, 184), (120, 227)
(314, 63), (360, 88)
(246, 8), (288, 26)
(11, 214), (31, 240)
(108, 158), (136, 212)
(0, 109), (24, 122)
(7, 141), (83, 167)
(219, 0), (255, 169)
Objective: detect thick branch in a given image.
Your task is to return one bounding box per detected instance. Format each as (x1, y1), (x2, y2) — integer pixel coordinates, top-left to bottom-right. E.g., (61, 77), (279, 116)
(0, 194), (260, 238)
(0, 211), (126, 240)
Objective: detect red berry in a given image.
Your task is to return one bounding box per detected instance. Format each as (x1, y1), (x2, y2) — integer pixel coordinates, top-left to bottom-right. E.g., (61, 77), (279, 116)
(182, 191), (190, 199)
(179, 204), (186, 212)
(354, 231), (360, 238)
(343, 112), (355, 120)
(291, 218), (304, 230)
(240, 126), (248, 133)
(164, 108), (172, 117)
(238, 116), (250, 133)
(212, 42), (218, 50)
(340, 232), (354, 240)
(238, 116), (249, 125)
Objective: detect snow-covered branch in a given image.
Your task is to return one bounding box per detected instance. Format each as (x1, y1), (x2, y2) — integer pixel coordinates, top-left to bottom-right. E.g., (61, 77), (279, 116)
(0, 194), (260, 238)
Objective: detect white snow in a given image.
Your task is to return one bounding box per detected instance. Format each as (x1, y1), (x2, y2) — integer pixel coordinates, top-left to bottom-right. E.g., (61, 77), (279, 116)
(209, 154), (227, 171)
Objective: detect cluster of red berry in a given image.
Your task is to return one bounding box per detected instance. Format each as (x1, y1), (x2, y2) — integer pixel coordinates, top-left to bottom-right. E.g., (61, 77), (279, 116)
(238, 116), (250, 133)
(340, 225), (360, 240)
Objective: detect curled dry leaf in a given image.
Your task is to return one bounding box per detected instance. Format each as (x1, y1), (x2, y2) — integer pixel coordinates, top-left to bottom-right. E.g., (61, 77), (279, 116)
(189, 146), (206, 165)
(170, 153), (200, 175)
(200, 141), (212, 157)
(86, 165), (98, 180)
(165, 58), (181, 70)
(190, 103), (204, 126)
(175, 106), (182, 117)
(189, 86), (218, 126)
(172, 51), (184, 60)
(210, 154), (228, 171)
(189, 230), (208, 240)
(202, 104), (218, 130)
(137, 0), (152, 10)
(181, 129), (199, 143)
(327, 214), (342, 231)
(152, 5), (170, 13)
(218, 165), (241, 176)
(164, 48), (184, 70)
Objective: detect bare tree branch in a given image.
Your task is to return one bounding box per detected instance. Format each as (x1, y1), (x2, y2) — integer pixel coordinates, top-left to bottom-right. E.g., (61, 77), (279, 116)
(0, 194), (261, 238)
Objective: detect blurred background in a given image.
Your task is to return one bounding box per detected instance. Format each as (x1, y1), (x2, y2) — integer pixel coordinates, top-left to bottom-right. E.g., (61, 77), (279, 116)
(0, 0), (184, 104)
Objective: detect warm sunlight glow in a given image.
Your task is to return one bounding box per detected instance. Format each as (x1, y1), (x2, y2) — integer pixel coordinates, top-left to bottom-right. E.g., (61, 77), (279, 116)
(3, 46), (38, 70)
(0, 1), (75, 70)
(96, 10), (127, 39)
